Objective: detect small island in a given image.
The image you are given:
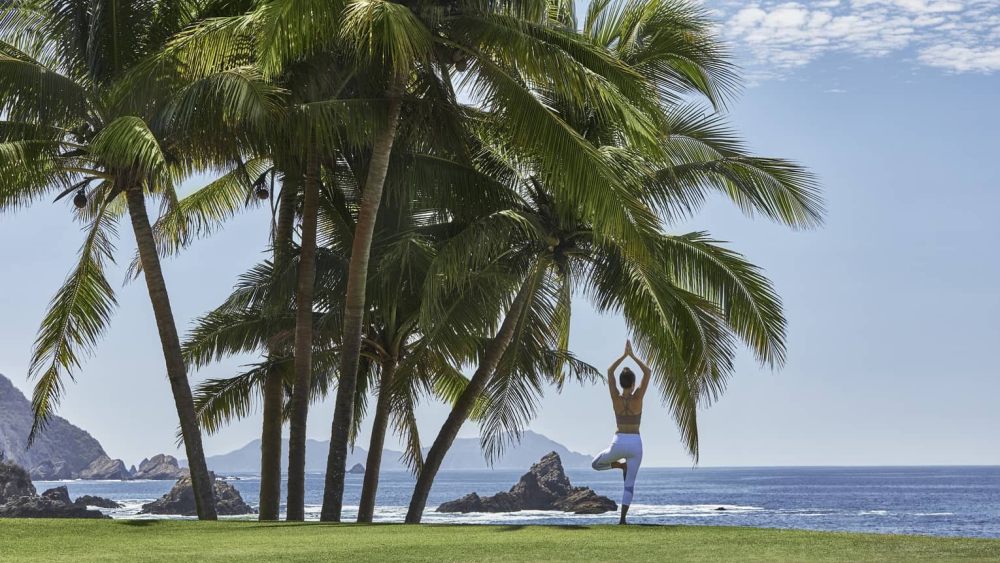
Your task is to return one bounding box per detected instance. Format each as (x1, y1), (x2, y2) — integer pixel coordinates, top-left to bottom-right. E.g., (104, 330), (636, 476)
(437, 452), (616, 515)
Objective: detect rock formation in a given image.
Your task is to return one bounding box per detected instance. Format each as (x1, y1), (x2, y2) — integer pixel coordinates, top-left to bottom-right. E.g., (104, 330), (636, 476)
(40, 486), (72, 504)
(0, 462), (106, 518)
(0, 461), (36, 504)
(437, 452), (616, 515)
(79, 455), (130, 480)
(74, 495), (122, 509)
(133, 454), (188, 480)
(140, 474), (255, 516)
(348, 463), (365, 475)
(0, 373), (112, 480)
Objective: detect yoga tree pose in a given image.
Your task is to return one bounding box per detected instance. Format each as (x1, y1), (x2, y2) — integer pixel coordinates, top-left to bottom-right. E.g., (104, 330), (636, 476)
(593, 340), (652, 525)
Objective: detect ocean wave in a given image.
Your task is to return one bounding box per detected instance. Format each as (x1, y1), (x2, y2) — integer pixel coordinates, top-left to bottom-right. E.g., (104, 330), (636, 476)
(858, 510), (889, 516)
(302, 504), (767, 524)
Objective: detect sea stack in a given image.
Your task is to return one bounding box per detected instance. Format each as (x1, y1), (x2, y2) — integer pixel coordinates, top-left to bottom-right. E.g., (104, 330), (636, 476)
(437, 452), (616, 515)
(132, 454), (188, 480)
(140, 474), (255, 516)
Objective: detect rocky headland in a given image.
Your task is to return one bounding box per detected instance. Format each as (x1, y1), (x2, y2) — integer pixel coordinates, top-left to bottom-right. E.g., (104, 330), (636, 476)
(0, 372), (190, 481)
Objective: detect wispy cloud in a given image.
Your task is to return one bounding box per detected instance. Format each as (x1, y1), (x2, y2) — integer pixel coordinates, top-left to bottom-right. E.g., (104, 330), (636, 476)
(717, 0), (1000, 78)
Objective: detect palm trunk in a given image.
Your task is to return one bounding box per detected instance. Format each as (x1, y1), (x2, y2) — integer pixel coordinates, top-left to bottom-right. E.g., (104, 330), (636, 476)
(356, 357), (397, 523)
(258, 369), (284, 520)
(320, 85), (404, 522)
(125, 184), (217, 521)
(404, 266), (543, 523)
(285, 152), (321, 521)
(258, 177), (298, 521)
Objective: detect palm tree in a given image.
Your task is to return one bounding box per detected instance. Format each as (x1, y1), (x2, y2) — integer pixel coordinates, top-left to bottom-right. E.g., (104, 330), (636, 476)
(152, 0), (663, 520)
(0, 1), (281, 520)
(351, 157), (515, 521)
(177, 132), (508, 520)
(317, 0), (668, 521)
(404, 115), (819, 519)
(402, 2), (824, 523)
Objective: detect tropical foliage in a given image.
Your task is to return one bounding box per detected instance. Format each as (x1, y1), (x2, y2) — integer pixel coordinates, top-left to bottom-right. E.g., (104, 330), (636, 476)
(0, 0), (822, 525)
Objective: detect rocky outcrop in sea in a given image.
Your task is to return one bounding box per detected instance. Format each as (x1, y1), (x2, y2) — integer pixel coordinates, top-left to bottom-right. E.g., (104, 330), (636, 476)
(140, 474), (255, 516)
(437, 452), (617, 515)
(348, 463), (365, 475)
(133, 454), (188, 480)
(0, 461), (36, 504)
(74, 495), (122, 509)
(0, 462), (108, 518)
(79, 455), (131, 480)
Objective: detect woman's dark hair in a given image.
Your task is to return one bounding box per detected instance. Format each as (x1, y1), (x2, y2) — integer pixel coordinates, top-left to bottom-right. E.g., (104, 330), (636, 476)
(619, 367), (636, 389)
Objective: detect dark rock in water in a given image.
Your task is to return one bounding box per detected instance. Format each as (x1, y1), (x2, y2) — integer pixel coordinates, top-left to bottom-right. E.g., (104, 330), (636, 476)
(79, 455), (130, 480)
(128, 465), (138, 477)
(715, 507), (727, 511)
(348, 463), (365, 475)
(553, 487), (618, 514)
(0, 462), (105, 518)
(41, 486), (72, 505)
(140, 474), (255, 516)
(0, 374), (109, 480)
(0, 495), (107, 518)
(133, 454), (188, 480)
(0, 461), (36, 504)
(437, 452), (616, 515)
(74, 495), (121, 509)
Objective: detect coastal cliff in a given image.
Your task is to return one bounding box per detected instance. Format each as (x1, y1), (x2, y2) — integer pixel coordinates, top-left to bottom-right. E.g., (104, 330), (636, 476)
(0, 373), (108, 480)
(0, 373), (185, 481)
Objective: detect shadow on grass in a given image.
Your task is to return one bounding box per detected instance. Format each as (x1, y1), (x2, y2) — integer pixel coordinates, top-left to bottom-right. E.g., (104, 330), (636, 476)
(118, 520), (162, 527)
(497, 525), (591, 532)
(237, 523), (347, 530)
(225, 521), (685, 533)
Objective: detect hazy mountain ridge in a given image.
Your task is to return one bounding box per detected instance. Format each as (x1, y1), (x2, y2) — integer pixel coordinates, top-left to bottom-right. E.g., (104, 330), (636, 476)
(204, 431), (594, 474)
(0, 373), (108, 479)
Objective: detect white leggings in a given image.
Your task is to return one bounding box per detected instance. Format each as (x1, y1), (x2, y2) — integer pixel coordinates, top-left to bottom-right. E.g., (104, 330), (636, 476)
(591, 433), (643, 505)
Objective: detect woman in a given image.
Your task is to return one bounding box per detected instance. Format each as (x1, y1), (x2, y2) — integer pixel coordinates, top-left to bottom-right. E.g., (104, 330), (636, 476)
(592, 340), (651, 525)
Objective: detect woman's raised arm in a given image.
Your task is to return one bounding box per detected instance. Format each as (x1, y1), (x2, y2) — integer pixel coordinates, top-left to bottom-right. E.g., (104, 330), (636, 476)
(607, 345), (629, 398)
(625, 340), (653, 399)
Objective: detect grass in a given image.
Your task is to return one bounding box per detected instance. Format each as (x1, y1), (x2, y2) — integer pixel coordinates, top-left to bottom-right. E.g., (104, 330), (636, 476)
(1, 520), (999, 562)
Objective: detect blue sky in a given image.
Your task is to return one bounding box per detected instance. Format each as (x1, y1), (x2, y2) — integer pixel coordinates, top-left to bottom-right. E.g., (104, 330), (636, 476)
(1, 1), (998, 467)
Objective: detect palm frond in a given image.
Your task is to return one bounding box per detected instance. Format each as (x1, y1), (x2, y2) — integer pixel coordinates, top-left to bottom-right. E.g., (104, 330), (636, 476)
(28, 199), (119, 441)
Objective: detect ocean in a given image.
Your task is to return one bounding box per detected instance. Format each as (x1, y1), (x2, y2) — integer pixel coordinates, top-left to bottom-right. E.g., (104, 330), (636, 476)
(36, 466), (1000, 538)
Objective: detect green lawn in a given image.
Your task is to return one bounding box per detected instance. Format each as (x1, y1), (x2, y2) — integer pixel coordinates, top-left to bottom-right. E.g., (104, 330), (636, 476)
(1, 520), (998, 562)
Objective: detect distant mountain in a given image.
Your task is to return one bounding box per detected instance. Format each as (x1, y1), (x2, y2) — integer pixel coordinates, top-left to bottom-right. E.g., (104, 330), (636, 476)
(203, 431), (593, 474)
(0, 373), (107, 479)
(435, 431), (593, 470)
(203, 439), (394, 474)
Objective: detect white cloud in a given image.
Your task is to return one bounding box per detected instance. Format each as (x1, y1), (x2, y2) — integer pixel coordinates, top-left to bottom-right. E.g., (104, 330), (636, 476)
(919, 45), (1000, 73)
(720, 0), (1000, 76)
